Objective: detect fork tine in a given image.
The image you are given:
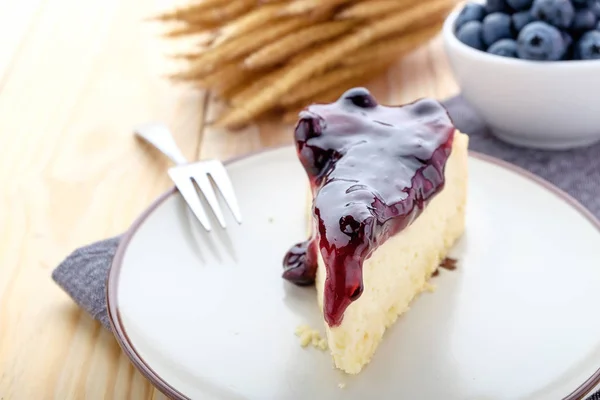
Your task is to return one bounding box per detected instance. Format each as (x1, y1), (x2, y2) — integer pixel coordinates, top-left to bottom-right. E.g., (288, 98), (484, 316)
(205, 160), (243, 224)
(168, 169), (213, 232)
(190, 169), (228, 229)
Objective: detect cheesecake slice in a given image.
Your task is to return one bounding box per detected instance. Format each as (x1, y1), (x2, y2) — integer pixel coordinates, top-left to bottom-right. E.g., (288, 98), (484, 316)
(282, 88), (469, 374)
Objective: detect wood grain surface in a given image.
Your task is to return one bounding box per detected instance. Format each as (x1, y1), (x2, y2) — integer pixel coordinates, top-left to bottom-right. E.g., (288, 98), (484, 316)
(0, 0), (459, 398)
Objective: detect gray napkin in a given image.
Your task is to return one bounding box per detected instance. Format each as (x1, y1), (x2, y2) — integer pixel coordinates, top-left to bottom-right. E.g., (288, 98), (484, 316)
(51, 95), (600, 398)
(53, 236), (120, 329)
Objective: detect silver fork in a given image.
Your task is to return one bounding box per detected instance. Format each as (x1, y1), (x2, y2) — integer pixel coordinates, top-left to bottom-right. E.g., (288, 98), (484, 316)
(134, 123), (242, 231)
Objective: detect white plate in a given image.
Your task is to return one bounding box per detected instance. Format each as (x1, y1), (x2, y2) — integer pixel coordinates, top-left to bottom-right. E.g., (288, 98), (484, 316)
(108, 146), (600, 400)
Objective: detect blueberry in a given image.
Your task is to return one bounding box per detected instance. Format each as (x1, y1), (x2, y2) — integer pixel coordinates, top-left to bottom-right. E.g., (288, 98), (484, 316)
(344, 88), (378, 108)
(575, 30), (600, 58)
(589, 0), (600, 17)
(571, 0), (588, 6)
(561, 30), (573, 47)
(486, 0), (512, 13)
(561, 31), (574, 57)
(598, 20), (600, 28)
(517, 21), (567, 59)
(531, 0), (575, 28)
(482, 13), (514, 45)
(572, 9), (597, 30)
(455, 2), (487, 30)
(507, 0), (534, 10)
(512, 11), (536, 30)
(456, 21), (486, 50)
(488, 38), (519, 56)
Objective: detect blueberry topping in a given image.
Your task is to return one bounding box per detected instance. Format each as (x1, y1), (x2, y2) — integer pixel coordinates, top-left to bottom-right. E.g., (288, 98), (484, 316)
(284, 89), (455, 327)
(457, 21), (485, 50)
(411, 98), (445, 117)
(507, 0), (535, 10)
(512, 10), (536, 30)
(455, 2), (487, 30)
(531, 0), (575, 28)
(572, 9), (597, 30)
(517, 21), (567, 60)
(486, 0), (513, 13)
(482, 12), (515, 45)
(343, 87), (378, 108)
(575, 30), (600, 58)
(488, 38), (520, 56)
(295, 113), (332, 179)
(348, 284), (363, 301)
(282, 241), (318, 286)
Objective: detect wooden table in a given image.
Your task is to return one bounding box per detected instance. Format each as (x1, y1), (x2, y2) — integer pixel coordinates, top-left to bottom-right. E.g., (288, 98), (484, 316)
(0, 0), (459, 398)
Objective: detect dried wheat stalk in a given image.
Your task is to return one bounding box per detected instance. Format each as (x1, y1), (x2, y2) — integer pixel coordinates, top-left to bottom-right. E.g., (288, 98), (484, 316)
(158, 0), (457, 129)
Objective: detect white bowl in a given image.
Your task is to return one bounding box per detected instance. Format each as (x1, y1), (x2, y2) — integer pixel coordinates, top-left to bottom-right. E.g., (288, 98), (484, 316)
(442, 9), (600, 150)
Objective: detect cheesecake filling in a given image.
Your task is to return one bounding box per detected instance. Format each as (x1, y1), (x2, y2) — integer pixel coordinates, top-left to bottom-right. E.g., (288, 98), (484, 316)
(282, 88), (455, 327)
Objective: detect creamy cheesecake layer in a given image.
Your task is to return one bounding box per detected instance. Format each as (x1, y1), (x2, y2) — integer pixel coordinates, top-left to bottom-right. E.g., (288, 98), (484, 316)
(314, 131), (469, 374)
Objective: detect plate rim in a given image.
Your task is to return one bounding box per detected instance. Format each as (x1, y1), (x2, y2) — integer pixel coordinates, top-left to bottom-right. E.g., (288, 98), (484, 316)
(106, 146), (600, 400)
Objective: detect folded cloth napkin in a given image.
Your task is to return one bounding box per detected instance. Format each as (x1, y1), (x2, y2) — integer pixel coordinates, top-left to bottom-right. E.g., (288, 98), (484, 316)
(52, 95), (600, 398)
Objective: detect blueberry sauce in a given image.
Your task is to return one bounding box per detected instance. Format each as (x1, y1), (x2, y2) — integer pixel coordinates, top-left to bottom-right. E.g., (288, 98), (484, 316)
(281, 240), (318, 286)
(282, 88), (455, 327)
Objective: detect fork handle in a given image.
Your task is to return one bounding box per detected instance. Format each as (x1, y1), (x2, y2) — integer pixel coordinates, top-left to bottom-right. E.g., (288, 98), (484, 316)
(134, 123), (188, 165)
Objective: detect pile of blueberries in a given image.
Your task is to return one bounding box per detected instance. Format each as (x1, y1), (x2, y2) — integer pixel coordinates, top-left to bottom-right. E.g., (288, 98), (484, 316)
(455, 0), (600, 60)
